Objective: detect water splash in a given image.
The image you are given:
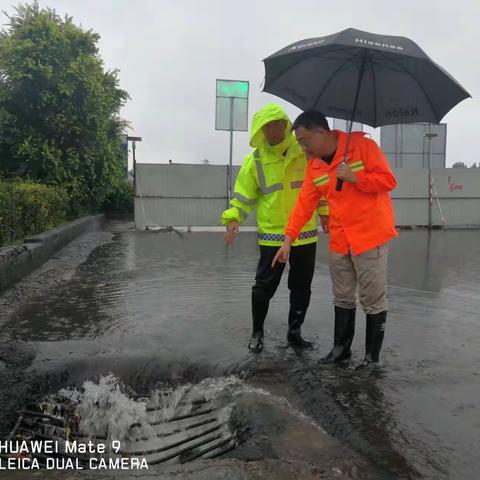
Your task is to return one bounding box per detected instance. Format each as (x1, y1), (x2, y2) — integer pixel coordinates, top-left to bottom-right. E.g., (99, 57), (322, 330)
(143, 383), (192, 423)
(57, 374), (156, 443)
(53, 375), (242, 444)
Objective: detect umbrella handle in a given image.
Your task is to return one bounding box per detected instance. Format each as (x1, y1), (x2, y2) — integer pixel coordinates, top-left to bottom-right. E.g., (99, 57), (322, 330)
(335, 160), (347, 191)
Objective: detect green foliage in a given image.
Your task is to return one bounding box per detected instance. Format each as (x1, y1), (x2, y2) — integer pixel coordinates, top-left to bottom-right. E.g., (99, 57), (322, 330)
(102, 181), (134, 214)
(0, 179), (68, 247)
(0, 2), (129, 211)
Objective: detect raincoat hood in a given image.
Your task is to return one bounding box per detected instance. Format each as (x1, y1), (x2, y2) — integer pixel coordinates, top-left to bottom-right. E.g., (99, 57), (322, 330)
(249, 103), (293, 148)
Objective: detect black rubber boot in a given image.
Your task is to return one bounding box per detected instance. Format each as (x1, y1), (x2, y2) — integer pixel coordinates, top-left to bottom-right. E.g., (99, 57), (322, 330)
(356, 311), (387, 370)
(248, 331), (264, 353)
(287, 307), (313, 348)
(320, 306), (356, 363)
(248, 291), (269, 353)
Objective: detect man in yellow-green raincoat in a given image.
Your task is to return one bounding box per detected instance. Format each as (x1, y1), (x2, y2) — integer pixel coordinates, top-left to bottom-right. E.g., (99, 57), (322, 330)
(221, 103), (329, 352)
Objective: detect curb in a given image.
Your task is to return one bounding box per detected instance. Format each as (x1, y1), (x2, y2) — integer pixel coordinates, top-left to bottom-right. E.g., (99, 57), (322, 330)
(0, 214), (105, 292)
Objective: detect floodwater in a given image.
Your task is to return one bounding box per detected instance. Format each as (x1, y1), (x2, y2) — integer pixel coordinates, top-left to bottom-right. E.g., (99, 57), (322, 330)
(1, 223), (479, 479)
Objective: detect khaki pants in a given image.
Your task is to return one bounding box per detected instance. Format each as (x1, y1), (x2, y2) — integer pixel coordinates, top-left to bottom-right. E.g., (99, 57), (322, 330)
(329, 244), (389, 314)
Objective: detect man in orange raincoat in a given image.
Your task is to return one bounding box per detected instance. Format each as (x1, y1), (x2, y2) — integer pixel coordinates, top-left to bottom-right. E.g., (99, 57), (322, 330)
(273, 111), (398, 368)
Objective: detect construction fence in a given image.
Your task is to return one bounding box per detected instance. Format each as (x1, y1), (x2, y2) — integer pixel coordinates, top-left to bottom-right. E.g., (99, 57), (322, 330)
(134, 164), (480, 228)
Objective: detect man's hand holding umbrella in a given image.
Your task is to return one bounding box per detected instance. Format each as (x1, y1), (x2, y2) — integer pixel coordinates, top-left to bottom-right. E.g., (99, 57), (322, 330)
(336, 162), (357, 184)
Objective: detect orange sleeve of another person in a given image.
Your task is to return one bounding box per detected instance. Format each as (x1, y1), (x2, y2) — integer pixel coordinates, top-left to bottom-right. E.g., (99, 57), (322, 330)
(285, 163), (325, 241)
(355, 138), (397, 193)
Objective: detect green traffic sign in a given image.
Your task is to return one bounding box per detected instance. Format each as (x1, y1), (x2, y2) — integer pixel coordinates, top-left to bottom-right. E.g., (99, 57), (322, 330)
(216, 80), (249, 98)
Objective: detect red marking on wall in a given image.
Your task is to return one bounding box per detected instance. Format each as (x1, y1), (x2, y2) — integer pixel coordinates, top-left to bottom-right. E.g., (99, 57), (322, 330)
(448, 176), (463, 192)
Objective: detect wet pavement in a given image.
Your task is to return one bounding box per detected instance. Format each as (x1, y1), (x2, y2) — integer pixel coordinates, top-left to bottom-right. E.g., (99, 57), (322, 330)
(1, 222), (479, 479)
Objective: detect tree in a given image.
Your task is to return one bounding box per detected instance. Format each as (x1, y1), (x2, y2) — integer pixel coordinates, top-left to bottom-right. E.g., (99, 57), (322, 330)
(0, 2), (129, 211)
(470, 162), (478, 168)
(451, 162), (467, 169)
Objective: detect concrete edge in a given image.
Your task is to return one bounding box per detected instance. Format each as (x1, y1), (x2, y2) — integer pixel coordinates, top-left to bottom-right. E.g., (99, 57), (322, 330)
(133, 225), (480, 232)
(0, 214), (105, 293)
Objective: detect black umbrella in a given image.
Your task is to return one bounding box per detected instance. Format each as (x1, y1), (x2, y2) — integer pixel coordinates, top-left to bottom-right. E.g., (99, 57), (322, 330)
(263, 28), (471, 190)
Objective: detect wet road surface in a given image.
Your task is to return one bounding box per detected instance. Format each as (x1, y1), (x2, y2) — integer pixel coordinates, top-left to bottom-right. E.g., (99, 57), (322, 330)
(1, 223), (479, 479)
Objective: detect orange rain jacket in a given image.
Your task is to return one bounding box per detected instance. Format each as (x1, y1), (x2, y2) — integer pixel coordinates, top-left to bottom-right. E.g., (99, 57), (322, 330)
(285, 131), (398, 255)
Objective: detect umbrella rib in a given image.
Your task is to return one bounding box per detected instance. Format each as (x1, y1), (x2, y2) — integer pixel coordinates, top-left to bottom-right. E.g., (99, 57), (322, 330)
(311, 54), (362, 111)
(375, 51), (441, 122)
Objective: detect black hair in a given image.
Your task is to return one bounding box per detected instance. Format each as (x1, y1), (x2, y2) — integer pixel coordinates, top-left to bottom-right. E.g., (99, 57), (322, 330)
(291, 110), (330, 132)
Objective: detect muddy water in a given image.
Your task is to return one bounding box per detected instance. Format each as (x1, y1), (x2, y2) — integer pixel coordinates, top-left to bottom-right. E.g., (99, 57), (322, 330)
(1, 224), (479, 479)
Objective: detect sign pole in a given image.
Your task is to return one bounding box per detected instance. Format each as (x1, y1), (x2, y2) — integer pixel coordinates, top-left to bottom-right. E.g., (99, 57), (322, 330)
(215, 79), (249, 211)
(228, 97), (234, 203)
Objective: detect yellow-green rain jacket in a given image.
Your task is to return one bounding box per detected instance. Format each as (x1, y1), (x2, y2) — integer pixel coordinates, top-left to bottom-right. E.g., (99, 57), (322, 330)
(221, 103), (328, 247)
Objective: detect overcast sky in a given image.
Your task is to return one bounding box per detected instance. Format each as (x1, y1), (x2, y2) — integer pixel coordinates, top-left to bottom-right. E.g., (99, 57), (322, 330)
(1, 0), (478, 167)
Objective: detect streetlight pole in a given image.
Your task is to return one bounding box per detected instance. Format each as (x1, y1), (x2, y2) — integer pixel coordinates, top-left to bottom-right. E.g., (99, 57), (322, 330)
(127, 136), (142, 194)
(424, 131), (438, 229)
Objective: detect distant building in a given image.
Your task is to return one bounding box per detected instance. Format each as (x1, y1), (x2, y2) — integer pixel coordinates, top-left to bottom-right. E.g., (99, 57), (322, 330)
(380, 123), (446, 168)
(331, 118), (363, 132)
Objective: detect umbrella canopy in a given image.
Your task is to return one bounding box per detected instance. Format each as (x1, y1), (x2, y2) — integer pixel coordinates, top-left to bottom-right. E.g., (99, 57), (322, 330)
(263, 28), (471, 128)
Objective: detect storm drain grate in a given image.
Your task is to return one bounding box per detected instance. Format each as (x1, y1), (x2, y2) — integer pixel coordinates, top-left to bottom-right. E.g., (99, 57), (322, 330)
(5, 392), (236, 467)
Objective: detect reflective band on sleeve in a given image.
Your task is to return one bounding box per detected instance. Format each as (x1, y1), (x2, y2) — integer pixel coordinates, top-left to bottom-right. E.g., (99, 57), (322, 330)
(349, 160), (365, 173)
(313, 174), (329, 186)
(233, 193), (257, 205)
(237, 206), (249, 220)
(349, 160), (364, 168)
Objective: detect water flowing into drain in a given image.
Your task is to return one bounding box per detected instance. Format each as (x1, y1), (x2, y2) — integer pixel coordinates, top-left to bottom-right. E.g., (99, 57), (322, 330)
(5, 374), (238, 467)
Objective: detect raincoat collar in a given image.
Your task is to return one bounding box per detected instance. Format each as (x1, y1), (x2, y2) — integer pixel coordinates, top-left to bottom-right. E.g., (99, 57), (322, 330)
(321, 130), (367, 168)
